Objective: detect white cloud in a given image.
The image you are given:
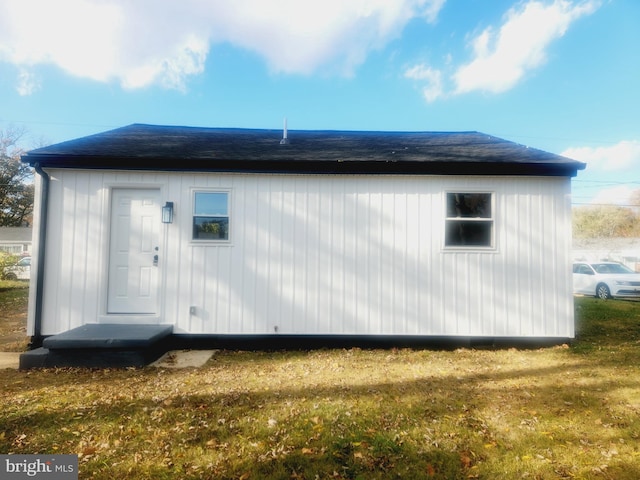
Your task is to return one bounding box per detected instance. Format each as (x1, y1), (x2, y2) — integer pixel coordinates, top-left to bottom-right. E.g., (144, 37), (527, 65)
(565, 141), (640, 206)
(453, 0), (599, 94)
(561, 141), (640, 171)
(403, 64), (443, 102)
(421, 0), (447, 23)
(16, 69), (40, 96)
(0, 0), (446, 93)
(590, 185), (636, 206)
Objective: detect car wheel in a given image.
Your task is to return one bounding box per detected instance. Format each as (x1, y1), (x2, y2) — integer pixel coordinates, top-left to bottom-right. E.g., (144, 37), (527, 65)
(4, 272), (17, 281)
(596, 283), (612, 300)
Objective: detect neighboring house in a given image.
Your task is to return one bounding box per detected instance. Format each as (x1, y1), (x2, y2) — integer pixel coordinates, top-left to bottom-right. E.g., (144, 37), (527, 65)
(574, 237), (640, 272)
(21, 124), (585, 347)
(0, 227), (32, 256)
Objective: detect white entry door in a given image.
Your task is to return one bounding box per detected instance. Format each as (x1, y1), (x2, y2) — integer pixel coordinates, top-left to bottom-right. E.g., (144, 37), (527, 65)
(107, 189), (161, 314)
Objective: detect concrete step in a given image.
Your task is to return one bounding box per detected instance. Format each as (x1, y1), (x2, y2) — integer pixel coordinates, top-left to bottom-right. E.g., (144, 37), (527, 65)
(20, 324), (173, 369)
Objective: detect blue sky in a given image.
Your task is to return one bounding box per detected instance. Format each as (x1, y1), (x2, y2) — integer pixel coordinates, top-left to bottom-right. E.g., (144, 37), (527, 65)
(1, 0), (639, 206)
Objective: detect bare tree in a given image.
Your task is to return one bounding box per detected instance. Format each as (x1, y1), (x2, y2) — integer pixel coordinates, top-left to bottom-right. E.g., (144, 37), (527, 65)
(0, 126), (34, 226)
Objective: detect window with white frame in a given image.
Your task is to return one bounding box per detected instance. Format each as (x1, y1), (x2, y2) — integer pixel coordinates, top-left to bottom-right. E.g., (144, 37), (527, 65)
(445, 192), (493, 248)
(0, 245), (24, 254)
(193, 191), (230, 241)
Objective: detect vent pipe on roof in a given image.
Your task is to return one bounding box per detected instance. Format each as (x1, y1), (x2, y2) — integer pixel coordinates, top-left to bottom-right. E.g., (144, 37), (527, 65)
(280, 117), (290, 145)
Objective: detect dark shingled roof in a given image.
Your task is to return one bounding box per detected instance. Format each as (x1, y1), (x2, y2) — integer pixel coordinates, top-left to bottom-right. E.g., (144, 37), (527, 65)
(22, 123), (585, 176)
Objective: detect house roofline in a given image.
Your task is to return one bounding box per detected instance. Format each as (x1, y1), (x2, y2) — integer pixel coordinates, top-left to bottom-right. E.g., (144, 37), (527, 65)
(21, 125), (587, 177)
(22, 155), (584, 177)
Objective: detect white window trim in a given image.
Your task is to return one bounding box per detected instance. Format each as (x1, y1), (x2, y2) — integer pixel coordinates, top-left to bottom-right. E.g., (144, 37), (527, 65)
(191, 188), (232, 244)
(443, 191), (496, 251)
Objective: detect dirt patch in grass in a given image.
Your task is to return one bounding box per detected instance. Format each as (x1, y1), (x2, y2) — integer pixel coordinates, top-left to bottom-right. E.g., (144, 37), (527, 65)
(0, 282), (29, 352)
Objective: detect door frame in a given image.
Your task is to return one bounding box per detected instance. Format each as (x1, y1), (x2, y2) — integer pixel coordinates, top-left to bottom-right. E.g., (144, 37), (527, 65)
(98, 184), (168, 324)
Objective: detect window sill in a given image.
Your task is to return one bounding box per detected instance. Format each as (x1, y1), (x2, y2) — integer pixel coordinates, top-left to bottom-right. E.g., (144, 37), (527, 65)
(190, 240), (233, 247)
(442, 245), (498, 253)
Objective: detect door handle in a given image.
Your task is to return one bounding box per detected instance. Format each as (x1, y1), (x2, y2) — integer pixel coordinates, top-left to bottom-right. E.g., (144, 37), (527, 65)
(153, 254), (158, 267)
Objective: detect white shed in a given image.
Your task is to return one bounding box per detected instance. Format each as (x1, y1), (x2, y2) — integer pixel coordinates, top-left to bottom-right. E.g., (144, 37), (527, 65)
(22, 124), (585, 349)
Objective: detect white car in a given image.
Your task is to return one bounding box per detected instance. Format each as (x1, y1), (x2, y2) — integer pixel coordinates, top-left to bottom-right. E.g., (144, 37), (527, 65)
(573, 261), (640, 300)
(2, 256), (31, 281)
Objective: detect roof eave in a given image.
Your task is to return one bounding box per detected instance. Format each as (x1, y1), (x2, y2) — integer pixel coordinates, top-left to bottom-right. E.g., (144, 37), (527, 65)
(22, 154), (585, 177)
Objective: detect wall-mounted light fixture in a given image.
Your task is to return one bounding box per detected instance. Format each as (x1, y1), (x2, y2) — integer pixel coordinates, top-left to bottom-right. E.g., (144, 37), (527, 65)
(162, 201), (174, 224)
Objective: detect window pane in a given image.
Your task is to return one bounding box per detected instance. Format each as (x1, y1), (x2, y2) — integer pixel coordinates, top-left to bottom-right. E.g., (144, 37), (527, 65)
(446, 220), (492, 246)
(193, 217), (229, 240)
(194, 192), (228, 216)
(447, 193), (491, 218)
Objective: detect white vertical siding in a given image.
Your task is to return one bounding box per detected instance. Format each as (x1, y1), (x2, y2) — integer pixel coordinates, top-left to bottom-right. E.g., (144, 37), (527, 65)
(32, 170), (574, 339)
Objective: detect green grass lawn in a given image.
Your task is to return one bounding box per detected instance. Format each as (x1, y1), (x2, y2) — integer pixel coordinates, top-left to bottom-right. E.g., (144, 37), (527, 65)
(1, 295), (639, 479)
